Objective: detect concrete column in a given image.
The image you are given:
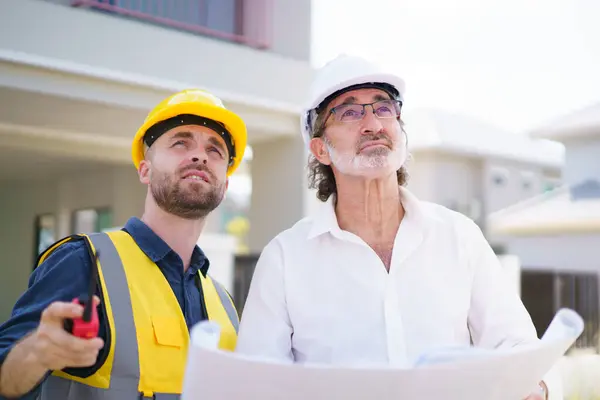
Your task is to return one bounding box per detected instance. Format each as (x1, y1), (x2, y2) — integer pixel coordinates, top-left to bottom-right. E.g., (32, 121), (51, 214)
(498, 254), (522, 297)
(248, 135), (311, 253)
(112, 166), (146, 227)
(203, 206), (224, 234)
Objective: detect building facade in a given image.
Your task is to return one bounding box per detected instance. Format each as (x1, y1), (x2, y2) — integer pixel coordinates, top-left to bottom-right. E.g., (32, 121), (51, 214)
(403, 108), (563, 242)
(0, 0), (314, 321)
(488, 102), (600, 350)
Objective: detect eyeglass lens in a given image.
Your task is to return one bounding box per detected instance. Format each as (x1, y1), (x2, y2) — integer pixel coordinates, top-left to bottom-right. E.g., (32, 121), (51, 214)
(332, 100), (401, 122)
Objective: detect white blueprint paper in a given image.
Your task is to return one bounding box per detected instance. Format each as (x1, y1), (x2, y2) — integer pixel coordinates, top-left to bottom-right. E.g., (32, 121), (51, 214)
(181, 308), (584, 400)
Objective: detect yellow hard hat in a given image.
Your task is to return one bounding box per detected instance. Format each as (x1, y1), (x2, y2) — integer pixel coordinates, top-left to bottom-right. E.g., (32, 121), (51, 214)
(132, 89), (247, 177)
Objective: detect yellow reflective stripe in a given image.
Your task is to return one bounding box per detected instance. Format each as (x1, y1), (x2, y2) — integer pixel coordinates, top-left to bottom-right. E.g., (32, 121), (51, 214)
(51, 233), (116, 389)
(36, 236), (75, 267)
(108, 230), (188, 394)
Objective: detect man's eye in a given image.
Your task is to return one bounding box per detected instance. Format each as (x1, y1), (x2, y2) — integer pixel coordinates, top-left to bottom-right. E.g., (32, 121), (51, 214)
(209, 146), (223, 156)
(172, 140), (186, 147)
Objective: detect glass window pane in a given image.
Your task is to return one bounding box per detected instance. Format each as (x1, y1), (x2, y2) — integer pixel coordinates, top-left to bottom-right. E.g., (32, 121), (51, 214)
(35, 214), (56, 256)
(72, 208), (113, 234)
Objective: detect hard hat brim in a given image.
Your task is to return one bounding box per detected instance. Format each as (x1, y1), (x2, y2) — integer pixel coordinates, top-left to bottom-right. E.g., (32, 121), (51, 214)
(132, 101), (247, 177)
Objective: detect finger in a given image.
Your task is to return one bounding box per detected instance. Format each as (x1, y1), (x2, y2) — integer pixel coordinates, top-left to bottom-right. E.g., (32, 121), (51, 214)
(64, 338), (104, 367)
(35, 339), (96, 371)
(47, 345), (100, 369)
(46, 325), (104, 354)
(56, 344), (102, 368)
(42, 346), (71, 370)
(40, 301), (84, 326)
(66, 349), (102, 368)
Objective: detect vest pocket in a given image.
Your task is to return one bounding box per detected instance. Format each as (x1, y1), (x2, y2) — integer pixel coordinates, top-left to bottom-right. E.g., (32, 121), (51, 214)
(151, 316), (184, 348)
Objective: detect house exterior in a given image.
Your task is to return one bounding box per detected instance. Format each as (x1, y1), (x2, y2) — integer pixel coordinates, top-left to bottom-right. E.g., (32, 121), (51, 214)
(488, 102), (600, 350)
(403, 108), (564, 242)
(0, 0), (314, 321)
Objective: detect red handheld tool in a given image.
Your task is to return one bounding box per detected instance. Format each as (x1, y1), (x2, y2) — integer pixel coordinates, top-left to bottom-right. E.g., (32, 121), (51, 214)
(64, 249), (100, 338)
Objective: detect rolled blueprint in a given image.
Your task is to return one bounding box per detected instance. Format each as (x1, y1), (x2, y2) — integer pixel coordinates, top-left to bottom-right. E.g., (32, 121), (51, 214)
(182, 308), (585, 400)
(189, 320), (221, 350)
(541, 308), (585, 343)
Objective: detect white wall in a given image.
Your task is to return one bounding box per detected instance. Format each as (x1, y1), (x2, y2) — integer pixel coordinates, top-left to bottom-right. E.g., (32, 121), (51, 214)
(499, 254), (522, 297)
(407, 151), (483, 224)
(248, 135), (307, 252)
(563, 138), (600, 185)
(504, 234), (600, 273)
(483, 159), (547, 215)
(407, 150), (561, 232)
(270, 0), (312, 60)
(404, 153), (439, 202)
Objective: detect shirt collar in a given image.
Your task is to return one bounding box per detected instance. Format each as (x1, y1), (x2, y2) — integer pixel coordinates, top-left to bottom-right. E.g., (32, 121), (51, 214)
(122, 217), (209, 276)
(307, 186), (439, 240)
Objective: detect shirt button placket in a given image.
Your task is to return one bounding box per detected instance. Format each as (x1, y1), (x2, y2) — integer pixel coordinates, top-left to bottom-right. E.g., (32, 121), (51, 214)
(384, 275), (408, 367)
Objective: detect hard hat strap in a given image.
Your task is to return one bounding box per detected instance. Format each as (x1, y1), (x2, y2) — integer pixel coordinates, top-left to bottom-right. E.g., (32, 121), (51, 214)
(143, 114), (236, 165)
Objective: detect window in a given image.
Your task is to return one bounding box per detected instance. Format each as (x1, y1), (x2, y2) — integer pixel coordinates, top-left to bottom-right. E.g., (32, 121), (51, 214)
(204, 0), (239, 35)
(491, 167), (509, 186)
(72, 208), (113, 234)
(73, 0), (270, 48)
(542, 176), (561, 193)
(34, 214), (56, 258)
(84, 0), (243, 36)
(520, 171), (536, 191)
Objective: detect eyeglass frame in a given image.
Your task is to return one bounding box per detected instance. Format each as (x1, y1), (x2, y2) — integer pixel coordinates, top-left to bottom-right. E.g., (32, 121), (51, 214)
(320, 99), (403, 129)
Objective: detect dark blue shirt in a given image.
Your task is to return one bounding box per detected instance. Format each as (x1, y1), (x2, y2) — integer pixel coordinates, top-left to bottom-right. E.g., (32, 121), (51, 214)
(0, 217), (209, 399)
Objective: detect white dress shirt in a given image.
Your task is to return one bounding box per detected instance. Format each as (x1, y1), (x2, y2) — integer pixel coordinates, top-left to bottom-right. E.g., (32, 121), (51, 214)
(236, 187), (562, 399)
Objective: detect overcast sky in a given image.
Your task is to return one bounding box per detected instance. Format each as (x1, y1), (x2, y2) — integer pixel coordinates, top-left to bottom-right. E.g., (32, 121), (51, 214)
(311, 0), (600, 134)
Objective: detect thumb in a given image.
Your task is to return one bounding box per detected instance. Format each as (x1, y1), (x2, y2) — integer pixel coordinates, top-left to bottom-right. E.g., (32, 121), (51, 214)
(92, 295), (101, 306)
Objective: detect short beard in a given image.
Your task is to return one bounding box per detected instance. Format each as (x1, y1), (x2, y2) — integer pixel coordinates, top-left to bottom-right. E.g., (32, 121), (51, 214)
(150, 168), (225, 220)
(323, 130), (406, 175)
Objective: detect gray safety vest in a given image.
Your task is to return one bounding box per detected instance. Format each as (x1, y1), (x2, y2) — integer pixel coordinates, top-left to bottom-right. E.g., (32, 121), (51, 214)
(37, 232), (238, 399)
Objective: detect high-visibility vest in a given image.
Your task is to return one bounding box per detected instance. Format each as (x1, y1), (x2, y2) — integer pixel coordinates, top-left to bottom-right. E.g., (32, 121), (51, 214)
(35, 230), (239, 399)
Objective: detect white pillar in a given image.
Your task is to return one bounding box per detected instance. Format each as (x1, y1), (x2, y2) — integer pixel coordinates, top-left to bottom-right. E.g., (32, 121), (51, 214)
(111, 166), (146, 227)
(248, 135), (309, 253)
(498, 254), (522, 297)
(56, 178), (75, 237)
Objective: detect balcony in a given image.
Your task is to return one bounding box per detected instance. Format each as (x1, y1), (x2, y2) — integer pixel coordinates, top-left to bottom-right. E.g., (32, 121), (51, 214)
(0, 0), (312, 108)
(69, 0), (272, 49)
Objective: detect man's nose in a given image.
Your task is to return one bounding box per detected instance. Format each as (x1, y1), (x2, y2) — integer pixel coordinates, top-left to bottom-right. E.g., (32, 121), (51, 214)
(190, 147), (208, 164)
(360, 106), (384, 134)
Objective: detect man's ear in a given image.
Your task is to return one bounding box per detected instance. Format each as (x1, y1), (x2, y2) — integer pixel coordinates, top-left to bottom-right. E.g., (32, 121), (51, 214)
(225, 178), (229, 190)
(309, 137), (332, 166)
(139, 160), (151, 185)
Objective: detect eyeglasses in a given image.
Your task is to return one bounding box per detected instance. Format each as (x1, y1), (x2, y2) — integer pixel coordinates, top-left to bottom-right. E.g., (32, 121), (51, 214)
(325, 99), (403, 125)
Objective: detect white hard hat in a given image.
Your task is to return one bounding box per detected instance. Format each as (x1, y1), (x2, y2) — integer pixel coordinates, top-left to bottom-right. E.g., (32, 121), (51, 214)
(300, 54), (406, 146)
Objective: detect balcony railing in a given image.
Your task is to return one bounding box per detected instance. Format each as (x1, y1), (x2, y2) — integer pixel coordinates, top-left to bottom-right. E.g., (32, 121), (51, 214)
(70, 0), (272, 49)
